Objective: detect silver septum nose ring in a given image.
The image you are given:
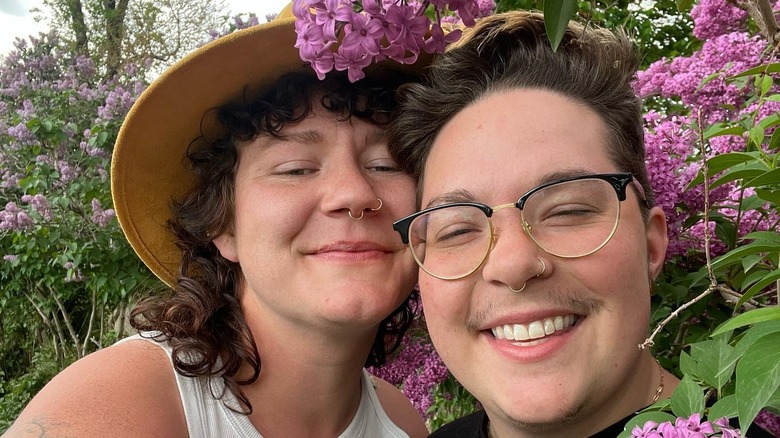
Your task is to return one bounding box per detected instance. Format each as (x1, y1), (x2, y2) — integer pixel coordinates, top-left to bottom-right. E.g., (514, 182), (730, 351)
(348, 197), (383, 220)
(509, 258), (546, 293)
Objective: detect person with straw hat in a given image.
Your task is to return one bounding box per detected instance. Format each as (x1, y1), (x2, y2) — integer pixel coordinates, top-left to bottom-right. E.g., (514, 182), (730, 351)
(5, 4), (430, 437)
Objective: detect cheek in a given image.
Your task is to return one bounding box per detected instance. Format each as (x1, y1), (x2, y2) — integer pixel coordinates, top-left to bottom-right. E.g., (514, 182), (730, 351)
(385, 177), (417, 217)
(420, 276), (468, 338)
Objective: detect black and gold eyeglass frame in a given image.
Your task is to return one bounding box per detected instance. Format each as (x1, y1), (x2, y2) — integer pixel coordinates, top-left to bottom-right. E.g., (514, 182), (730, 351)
(392, 173), (647, 280)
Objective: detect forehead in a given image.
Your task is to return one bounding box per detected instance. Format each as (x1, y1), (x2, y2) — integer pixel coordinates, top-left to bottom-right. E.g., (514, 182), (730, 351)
(421, 88), (615, 203)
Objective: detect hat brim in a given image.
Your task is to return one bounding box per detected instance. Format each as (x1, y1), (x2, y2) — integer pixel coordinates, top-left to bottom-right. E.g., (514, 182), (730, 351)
(112, 15), (429, 287)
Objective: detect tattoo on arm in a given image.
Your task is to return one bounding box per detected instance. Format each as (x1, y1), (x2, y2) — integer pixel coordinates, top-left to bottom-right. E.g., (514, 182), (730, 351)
(3, 416), (75, 438)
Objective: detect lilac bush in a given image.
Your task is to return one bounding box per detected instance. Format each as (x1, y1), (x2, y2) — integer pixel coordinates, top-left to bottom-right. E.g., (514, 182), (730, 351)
(292, 0), (494, 81)
(0, 30), (152, 425)
(635, 0), (778, 260)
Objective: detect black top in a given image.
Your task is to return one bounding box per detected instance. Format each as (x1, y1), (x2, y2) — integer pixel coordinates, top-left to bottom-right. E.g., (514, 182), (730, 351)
(428, 409), (775, 438)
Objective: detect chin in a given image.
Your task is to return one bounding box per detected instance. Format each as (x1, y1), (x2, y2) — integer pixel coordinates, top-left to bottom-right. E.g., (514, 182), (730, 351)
(491, 399), (585, 433)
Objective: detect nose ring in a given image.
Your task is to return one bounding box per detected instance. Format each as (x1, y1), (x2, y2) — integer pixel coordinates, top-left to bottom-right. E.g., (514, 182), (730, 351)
(536, 259), (546, 277)
(348, 198), (383, 220)
(508, 259), (546, 293)
(509, 282), (527, 293)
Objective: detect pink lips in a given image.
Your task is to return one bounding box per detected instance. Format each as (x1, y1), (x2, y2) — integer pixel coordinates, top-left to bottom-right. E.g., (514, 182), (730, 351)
(310, 241), (393, 261)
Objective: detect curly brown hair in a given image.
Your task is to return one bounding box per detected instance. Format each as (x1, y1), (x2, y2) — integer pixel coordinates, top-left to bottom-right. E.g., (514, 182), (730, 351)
(130, 70), (419, 413)
(388, 11), (654, 216)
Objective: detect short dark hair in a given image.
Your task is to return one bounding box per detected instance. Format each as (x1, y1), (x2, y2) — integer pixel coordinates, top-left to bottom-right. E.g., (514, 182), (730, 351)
(389, 10), (654, 213)
(130, 70), (418, 414)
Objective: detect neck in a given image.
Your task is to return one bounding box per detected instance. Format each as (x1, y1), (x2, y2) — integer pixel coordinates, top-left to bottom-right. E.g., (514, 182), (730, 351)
(236, 291), (380, 437)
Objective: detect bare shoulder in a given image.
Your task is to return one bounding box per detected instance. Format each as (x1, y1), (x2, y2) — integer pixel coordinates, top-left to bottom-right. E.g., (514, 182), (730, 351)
(371, 375), (429, 438)
(3, 338), (187, 438)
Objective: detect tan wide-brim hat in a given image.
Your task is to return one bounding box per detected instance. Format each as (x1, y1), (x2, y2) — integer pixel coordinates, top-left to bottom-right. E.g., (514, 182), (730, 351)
(111, 4), (429, 287)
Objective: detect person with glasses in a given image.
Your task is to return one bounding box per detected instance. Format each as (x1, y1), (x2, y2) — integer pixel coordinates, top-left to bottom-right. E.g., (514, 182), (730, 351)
(4, 5), (430, 438)
(389, 11), (682, 438)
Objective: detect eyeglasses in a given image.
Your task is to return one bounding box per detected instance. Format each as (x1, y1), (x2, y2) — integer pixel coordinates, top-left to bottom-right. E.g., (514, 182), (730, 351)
(393, 173), (645, 280)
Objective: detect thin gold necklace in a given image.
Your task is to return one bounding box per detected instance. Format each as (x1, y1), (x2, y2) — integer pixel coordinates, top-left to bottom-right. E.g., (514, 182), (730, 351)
(650, 358), (665, 404)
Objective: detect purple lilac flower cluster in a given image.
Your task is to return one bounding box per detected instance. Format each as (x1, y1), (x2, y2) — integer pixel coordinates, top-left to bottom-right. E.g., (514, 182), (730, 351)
(292, 0), (494, 82)
(90, 199), (116, 228)
(0, 202), (32, 231)
(369, 332), (449, 416)
(689, 0), (748, 40)
(20, 194), (53, 222)
(634, 0), (778, 259)
(632, 414), (742, 438)
(368, 295), (450, 417)
(755, 410), (780, 436)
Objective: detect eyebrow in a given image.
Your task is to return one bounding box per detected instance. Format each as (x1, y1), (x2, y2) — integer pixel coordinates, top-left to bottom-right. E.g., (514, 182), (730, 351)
(278, 129), (323, 145)
(425, 189), (478, 209)
(422, 167), (602, 209)
(258, 126), (386, 148)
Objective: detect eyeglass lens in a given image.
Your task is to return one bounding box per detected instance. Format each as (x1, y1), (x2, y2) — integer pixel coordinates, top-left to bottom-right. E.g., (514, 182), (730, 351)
(407, 178), (621, 280)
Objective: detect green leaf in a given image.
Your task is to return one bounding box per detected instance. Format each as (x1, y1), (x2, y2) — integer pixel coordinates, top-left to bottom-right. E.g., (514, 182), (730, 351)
(709, 394), (738, 421)
(712, 308), (780, 336)
(736, 332), (780, 428)
(742, 231), (780, 244)
(702, 124), (744, 140)
(741, 269), (780, 308)
(744, 168), (780, 188)
(679, 350), (697, 377)
(740, 254), (763, 273)
(671, 374), (706, 417)
(713, 218), (737, 249)
(729, 62), (780, 79)
(770, 123), (780, 149)
(749, 125), (765, 147)
(97, 130), (109, 146)
(708, 150), (756, 169)
(760, 75), (774, 96)
(691, 339), (735, 391)
(697, 71), (723, 91)
(767, 386), (780, 410)
(686, 152), (762, 188)
(616, 411), (677, 438)
(711, 167), (766, 191)
(542, 0), (576, 52)
(711, 243), (777, 271)
(758, 112), (780, 131)
(727, 320), (780, 364)
(755, 188), (780, 204)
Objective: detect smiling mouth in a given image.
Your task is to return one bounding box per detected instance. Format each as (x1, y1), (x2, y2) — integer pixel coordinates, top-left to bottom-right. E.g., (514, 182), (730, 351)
(489, 314), (582, 342)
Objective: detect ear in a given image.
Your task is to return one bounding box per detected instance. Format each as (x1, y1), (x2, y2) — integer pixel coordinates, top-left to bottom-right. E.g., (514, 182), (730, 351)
(213, 231), (239, 263)
(645, 206), (668, 280)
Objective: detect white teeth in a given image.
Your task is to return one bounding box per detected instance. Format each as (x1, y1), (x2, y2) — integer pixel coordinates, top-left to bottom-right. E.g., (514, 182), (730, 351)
(513, 324), (529, 341)
(528, 321), (545, 339)
(490, 315), (577, 341)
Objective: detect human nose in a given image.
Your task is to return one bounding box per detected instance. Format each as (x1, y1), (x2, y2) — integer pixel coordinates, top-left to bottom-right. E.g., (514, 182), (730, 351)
(320, 162), (381, 219)
(480, 211), (549, 292)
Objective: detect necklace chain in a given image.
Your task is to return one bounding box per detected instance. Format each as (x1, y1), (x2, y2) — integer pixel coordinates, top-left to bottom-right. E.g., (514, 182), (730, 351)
(651, 358), (665, 404)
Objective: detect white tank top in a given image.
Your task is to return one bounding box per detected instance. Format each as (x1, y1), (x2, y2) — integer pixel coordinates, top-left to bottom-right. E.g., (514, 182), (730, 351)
(118, 334), (410, 438)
